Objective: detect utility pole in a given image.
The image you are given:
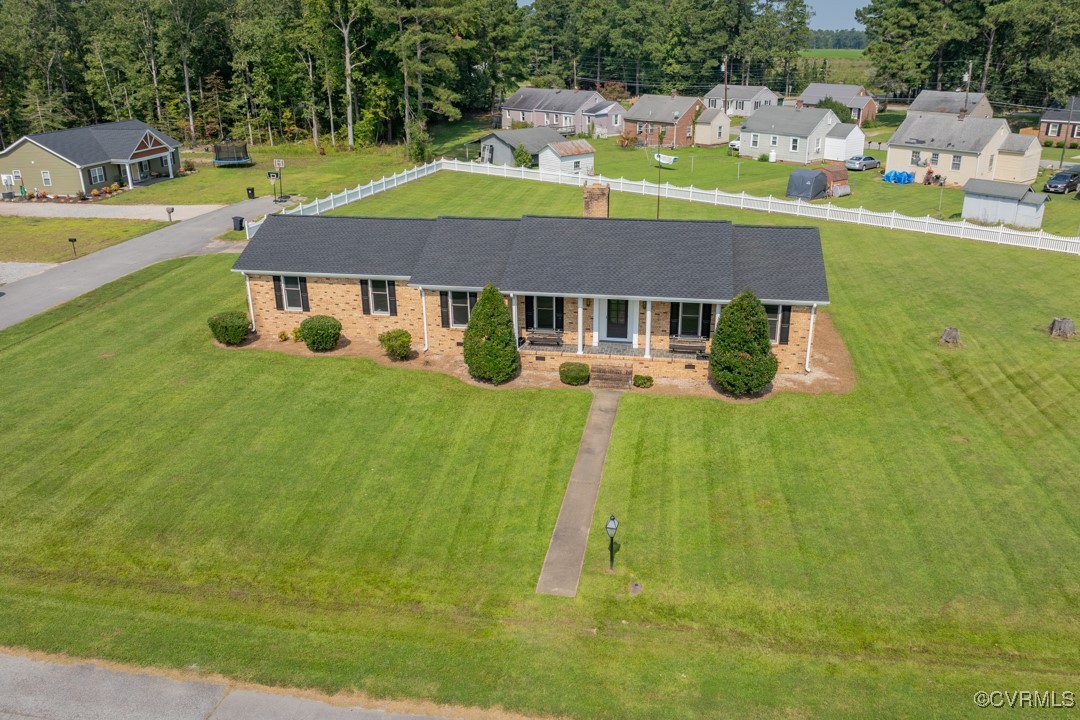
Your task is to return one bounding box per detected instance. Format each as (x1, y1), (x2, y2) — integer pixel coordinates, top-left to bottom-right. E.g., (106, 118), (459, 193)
(963, 60), (973, 116)
(1060, 98), (1076, 168)
(722, 55), (729, 115)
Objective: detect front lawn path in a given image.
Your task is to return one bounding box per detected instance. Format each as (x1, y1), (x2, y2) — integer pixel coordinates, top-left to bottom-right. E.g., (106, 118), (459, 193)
(536, 390), (622, 597)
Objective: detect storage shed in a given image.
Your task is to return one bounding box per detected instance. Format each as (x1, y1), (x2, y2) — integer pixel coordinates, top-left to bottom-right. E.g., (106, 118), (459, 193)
(786, 169), (828, 200)
(820, 165), (851, 197)
(693, 108), (730, 147)
(538, 140), (595, 174)
(476, 128), (566, 166)
(962, 179), (1048, 229)
(823, 123), (864, 161)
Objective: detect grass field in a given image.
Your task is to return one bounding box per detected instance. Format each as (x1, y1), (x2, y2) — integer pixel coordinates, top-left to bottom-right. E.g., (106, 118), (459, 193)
(800, 48), (866, 59)
(797, 49), (872, 85)
(2, 173), (1078, 718)
(0, 216), (168, 263)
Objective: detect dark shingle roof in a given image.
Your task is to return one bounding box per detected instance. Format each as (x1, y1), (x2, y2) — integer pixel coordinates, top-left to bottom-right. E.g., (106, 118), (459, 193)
(624, 94), (701, 122)
(909, 90), (988, 115)
(963, 179), (1047, 206)
(234, 216), (830, 305)
(232, 215), (433, 277)
(798, 83), (868, 106)
(704, 84), (775, 101)
(582, 101), (623, 116)
(1040, 97), (1080, 123)
(20, 120), (181, 166)
(481, 128), (566, 155)
(502, 88), (603, 114)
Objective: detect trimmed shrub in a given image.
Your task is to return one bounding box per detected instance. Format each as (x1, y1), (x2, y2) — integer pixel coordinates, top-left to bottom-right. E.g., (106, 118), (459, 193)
(758, 153), (770, 162)
(1044, 140), (1053, 147)
(378, 328), (412, 360)
(560, 362), (590, 386)
(292, 326), (302, 342)
(463, 284), (520, 384)
(299, 315), (342, 352)
(709, 290), (778, 395)
(277, 330), (289, 342)
(207, 310), (249, 345)
(1055, 141), (1065, 148)
(632, 374), (653, 389)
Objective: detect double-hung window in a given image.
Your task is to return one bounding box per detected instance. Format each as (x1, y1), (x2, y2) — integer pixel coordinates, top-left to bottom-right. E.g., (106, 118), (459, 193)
(1048, 123), (1060, 136)
(519, 111), (526, 122)
(449, 291), (471, 327)
(911, 150), (921, 165)
(679, 303), (702, 337)
(637, 122), (643, 133)
(40, 170), (52, 187)
(708, 98), (716, 109)
(764, 304), (781, 343)
(770, 135), (778, 147)
(951, 155), (961, 171)
(369, 280), (390, 314)
(686, 124), (692, 138)
(790, 137), (800, 152)
(534, 296), (557, 330)
(12, 169), (21, 182)
(283, 277), (305, 311)
(751, 133), (759, 148)
(930, 152), (939, 165)
(1073, 124), (1080, 139)
(90, 166), (105, 184)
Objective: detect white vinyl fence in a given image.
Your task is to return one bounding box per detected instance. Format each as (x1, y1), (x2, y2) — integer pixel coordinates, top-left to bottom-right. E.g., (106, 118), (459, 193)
(246, 158), (1080, 256)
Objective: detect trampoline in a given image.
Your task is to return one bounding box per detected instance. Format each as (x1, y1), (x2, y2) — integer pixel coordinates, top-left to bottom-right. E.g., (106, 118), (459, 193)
(213, 142), (253, 166)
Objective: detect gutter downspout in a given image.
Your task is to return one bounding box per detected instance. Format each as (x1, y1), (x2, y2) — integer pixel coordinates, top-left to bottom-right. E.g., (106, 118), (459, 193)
(245, 274), (256, 332)
(420, 287), (429, 351)
(804, 304), (817, 372)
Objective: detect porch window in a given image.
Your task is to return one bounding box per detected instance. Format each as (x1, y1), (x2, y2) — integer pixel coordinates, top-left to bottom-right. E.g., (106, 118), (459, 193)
(764, 304), (781, 343)
(40, 171), (52, 187)
(90, 166), (105, 184)
(679, 303), (702, 337)
(283, 276), (305, 311)
(535, 296), (557, 330)
(790, 137), (800, 152)
(369, 279), (390, 315)
(951, 155), (961, 171)
(450, 291), (471, 327)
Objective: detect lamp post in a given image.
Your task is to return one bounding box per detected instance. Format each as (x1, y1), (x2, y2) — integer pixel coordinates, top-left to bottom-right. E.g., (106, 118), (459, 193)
(672, 111), (680, 149)
(605, 514), (619, 570)
(68, 237), (77, 257)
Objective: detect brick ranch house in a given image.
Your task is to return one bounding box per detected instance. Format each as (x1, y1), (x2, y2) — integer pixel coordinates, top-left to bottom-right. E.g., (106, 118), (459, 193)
(232, 198), (829, 381)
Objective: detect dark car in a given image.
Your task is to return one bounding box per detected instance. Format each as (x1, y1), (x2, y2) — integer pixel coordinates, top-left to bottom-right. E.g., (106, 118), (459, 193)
(845, 155), (880, 171)
(1043, 171), (1080, 194)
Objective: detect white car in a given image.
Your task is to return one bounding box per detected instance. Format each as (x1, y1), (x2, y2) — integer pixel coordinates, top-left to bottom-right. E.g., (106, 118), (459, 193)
(728, 139), (741, 152)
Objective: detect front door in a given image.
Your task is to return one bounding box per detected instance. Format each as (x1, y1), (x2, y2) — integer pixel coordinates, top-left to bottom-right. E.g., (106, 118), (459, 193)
(605, 299), (629, 341)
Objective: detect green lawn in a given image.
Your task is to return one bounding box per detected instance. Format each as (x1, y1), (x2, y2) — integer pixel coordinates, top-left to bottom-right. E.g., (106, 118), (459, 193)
(800, 49), (866, 59)
(2, 174), (1079, 718)
(0, 216), (168, 263)
(104, 119), (490, 205)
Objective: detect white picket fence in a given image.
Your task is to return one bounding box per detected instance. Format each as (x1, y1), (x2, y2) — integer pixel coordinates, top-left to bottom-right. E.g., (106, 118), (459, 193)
(246, 158), (1080, 256)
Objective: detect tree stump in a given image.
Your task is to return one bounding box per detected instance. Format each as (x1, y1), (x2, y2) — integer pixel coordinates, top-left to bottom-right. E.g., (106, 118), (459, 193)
(1049, 317), (1077, 339)
(939, 327), (962, 346)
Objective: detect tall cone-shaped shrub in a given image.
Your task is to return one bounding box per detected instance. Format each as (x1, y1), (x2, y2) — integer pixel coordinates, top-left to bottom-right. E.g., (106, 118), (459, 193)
(463, 284), (520, 384)
(710, 289), (778, 395)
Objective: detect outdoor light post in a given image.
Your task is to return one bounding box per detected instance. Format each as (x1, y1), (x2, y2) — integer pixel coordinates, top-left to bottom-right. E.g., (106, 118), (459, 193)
(606, 514), (619, 570)
(68, 237), (77, 257)
(672, 111), (679, 149)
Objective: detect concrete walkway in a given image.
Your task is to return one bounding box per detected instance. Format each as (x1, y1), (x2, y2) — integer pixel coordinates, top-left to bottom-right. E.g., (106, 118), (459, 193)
(0, 652), (453, 720)
(536, 390), (622, 597)
(0, 202), (224, 222)
(0, 197), (277, 332)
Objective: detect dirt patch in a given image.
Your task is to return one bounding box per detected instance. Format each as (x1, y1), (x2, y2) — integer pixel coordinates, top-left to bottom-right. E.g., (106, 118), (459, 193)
(0, 645), (566, 720)
(225, 310), (855, 401)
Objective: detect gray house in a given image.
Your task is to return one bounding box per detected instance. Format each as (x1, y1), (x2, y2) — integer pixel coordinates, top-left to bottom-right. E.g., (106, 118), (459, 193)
(797, 83), (877, 125)
(739, 106), (843, 163)
(962, 179), (1048, 229)
(500, 88), (605, 134)
(581, 100), (625, 138)
(477, 128), (566, 166)
(908, 90), (993, 119)
(703, 85), (778, 117)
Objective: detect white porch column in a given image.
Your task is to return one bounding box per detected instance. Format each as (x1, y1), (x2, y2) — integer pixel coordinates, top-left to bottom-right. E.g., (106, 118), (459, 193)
(576, 296), (583, 354)
(420, 288), (429, 351)
(244, 275), (256, 332)
(630, 300), (640, 349)
(644, 300), (652, 358)
(511, 293), (519, 343)
(592, 298), (600, 346)
(167, 152), (174, 178)
(804, 304), (817, 372)
(125, 162), (134, 189)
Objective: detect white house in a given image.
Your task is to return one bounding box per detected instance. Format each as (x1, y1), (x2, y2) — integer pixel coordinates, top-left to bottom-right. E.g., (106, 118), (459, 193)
(693, 108), (731, 146)
(739, 106), (843, 164)
(538, 140), (595, 174)
(824, 123), (865, 161)
(704, 85), (778, 117)
(962, 179), (1048, 229)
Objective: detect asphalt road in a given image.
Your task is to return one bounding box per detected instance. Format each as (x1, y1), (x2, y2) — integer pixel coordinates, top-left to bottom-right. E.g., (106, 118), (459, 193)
(0, 197), (277, 332)
(0, 653), (453, 720)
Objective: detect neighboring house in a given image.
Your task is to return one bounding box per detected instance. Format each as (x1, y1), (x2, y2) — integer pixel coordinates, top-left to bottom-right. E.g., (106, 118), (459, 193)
(477, 128), (566, 166)
(538, 140), (595, 174)
(703, 85), (779, 117)
(962, 179), (1048, 229)
(232, 209), (830, 380)
(885, 114), (1039, 185)
(907, 90), (993, 119)
(693, 108), (731, 147)
(1038, 96), (1080, 146)
(0, 119), (181, 197)
(824, 123), (865, 161)
(738, 106), (845, 163)
(797, 83), (877, 126)
(582, 100), (625, 138)
(500, 88), (606, 135)
(625, 94), (704, 149)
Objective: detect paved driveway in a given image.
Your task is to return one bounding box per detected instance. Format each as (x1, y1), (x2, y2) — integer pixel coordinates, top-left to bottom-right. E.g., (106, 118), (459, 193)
(0, 197), (278, 332)
(0, 653), (453, 720)
(0, 202), (224, 222)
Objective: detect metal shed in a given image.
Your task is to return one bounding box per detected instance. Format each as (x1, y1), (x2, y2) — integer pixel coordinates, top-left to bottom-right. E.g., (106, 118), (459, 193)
(786, 169), (828, 201)
(962, 179), (1048, 229)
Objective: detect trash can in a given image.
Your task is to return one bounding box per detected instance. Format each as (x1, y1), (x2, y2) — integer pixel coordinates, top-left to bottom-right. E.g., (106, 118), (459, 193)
(232, 216), (245, 231)
(246, 186), (255, 199)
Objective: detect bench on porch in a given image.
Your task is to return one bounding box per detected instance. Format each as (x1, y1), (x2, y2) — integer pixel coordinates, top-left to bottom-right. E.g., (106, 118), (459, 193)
(527, 329), (564, 347)
(669, 335), (707, 355)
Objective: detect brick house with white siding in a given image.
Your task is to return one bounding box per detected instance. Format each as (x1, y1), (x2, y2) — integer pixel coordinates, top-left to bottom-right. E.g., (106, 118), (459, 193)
(232, 201), (830, 380)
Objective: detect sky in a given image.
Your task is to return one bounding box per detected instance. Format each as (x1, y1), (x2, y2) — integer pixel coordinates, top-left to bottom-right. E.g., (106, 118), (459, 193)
(807, 0), (864, 30)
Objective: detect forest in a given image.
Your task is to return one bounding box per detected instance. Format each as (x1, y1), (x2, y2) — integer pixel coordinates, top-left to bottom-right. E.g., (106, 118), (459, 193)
(0, 0), (1077, 155)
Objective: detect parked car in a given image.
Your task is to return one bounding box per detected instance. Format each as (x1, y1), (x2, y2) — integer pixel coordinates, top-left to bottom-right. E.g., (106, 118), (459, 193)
(845, 155), (881, 171)
(1042, 171), (1080, 194)
(728, 139), (740, 152)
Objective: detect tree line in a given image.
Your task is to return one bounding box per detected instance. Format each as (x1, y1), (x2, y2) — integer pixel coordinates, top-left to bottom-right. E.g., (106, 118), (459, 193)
(808, 29), (867, 49)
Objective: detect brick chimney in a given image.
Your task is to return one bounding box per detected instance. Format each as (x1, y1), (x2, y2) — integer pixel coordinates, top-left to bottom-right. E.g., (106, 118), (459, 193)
(583, 183), (609, 218)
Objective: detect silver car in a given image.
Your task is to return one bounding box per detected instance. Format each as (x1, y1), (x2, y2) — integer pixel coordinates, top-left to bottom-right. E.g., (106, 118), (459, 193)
(845, 155), (881, 171)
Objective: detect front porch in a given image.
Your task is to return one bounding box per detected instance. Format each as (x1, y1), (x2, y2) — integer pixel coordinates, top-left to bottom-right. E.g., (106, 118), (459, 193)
(519, 338), (708, 361)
